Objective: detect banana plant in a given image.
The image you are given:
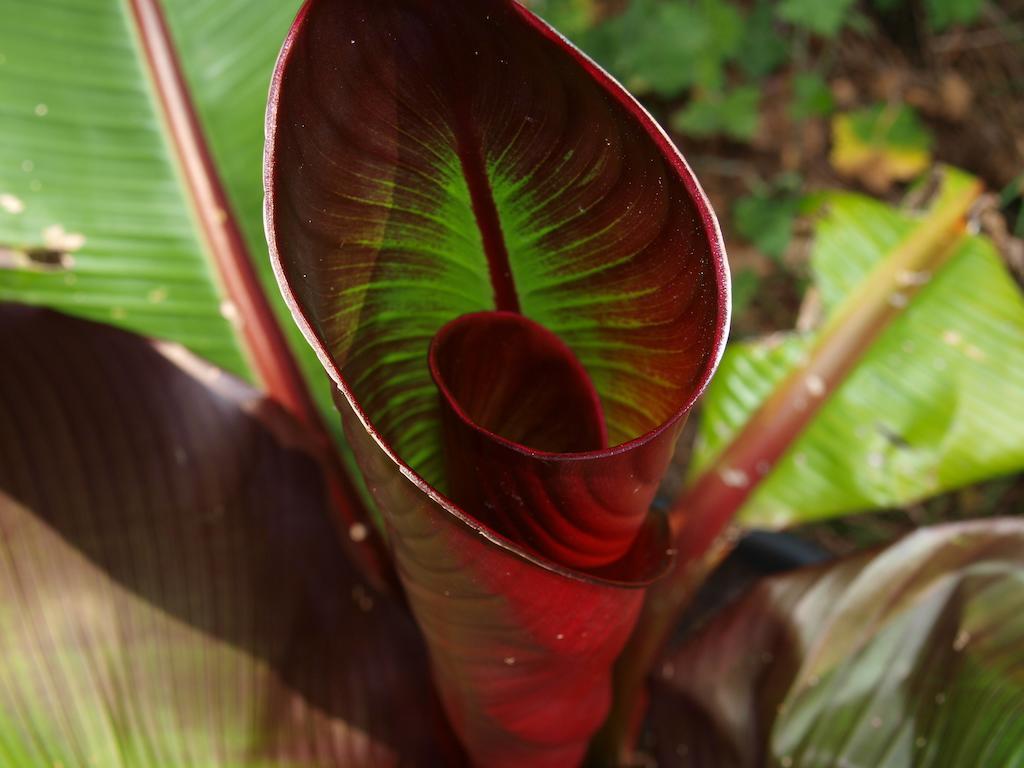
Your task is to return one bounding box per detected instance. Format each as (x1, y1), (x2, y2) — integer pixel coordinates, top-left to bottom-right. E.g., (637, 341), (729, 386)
(1, 1), (1022, 767)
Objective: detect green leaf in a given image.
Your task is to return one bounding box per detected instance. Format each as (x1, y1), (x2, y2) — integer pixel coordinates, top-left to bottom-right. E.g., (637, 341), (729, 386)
(672, 86), (761, 141)
(738, 0), (788, 78)
(0, 304), (458, 766)
(695, 0), (745, 90)
(730, 268), (762, 318)
(999, 173), (1024, 238)
(790, 71), (836, 120)
(733, 191), (803, 261)
(691, 169), (1024, 528)
(650, 519), (1024, 767)
(523, 0), (597, 40)
(847, 103), (934, 152)
(831, 103), (934, 190)
(0, 1), (243, 374)
(925, 0), (987, 30)
(777, 0), (858, 37)
(585, 0), (742, 97)
(0, 0), (359, 465)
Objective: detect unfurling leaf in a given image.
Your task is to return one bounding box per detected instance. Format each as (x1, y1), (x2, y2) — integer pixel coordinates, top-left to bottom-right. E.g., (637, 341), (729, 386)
(0, 304), (461, 767)
(650, 519), (1024, 767)
(264, 0), (729, 764)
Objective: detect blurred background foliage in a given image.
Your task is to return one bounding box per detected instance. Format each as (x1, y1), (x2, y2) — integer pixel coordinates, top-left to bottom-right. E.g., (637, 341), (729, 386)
(527, 0), (1024, 543)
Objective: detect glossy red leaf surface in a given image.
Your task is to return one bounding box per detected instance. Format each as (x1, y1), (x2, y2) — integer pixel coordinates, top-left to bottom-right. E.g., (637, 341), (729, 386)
(0, 304), (462, 767)
(265, 0), (729, 763)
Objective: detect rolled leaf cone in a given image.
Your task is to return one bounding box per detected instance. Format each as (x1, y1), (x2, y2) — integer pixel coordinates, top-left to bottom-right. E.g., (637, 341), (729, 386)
(264, 0), (730, 764)
(429, 311), (678, 573)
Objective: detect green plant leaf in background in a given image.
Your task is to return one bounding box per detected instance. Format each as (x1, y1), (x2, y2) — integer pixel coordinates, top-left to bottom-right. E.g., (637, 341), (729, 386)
(776, 0), (858, 37)
(789, 71), (835, 121)
(0, 0), (273, 372)
(1000, 173), (1024, 238)
(0, 0), (357, 451)
(733, 189), (804, 262)
(831, 103), (934, 192)
(925, 0), (987, 31)
(650, 519), (1024, 767)
(729, 268), (762, 319)
(672, 86), (761, 142)
(691, 169), (1024, 528)
(0, 0), (391, 551)
(0, 1), (238, 373)
(737, 0), (788, 79)
(584, 0), (743, 97)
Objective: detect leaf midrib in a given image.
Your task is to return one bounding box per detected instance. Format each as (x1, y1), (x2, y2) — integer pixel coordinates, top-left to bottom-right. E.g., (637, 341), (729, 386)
(126, 0), (392, 588)
(127, 0), (314, 419)
(451, 99), (521, 314)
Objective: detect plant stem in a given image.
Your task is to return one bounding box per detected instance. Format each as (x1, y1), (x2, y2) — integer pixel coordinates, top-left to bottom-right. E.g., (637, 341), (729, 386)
(128, 0), (393, 591)
(600, 170), (982, 765)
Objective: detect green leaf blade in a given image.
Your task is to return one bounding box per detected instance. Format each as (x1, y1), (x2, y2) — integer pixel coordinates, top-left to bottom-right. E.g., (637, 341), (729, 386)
(777, 0), (857, 37)
(692, 175), (1024, 528)
(0, 0), (249, 377)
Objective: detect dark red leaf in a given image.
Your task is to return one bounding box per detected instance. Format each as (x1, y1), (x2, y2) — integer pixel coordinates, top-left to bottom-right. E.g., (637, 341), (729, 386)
(265, 0), (729, 763)
(0, 304), (462, 766)
(430, 311), (672, 573)
(339, 399), (666, 767)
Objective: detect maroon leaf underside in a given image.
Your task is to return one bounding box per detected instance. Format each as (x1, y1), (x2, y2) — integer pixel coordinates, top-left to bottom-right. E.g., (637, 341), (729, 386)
(341, 405), (650, 768)
(0, 304), (462, 767)
(265, 0), (728, 764)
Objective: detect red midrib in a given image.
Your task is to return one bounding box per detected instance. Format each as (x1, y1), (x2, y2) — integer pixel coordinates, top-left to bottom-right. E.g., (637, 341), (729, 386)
(127, 0), (392, 589)
(128, 0), (310, 415)
(452, 104), (521, 314)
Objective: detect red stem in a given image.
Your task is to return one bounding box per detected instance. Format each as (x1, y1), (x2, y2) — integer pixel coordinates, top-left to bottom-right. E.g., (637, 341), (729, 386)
(127, 0), (393, 590)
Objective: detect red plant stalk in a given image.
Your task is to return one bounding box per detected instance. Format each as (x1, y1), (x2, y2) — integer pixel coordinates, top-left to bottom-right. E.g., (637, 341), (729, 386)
(126, 0), (391, 589)
(595, 173), (983, 765)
